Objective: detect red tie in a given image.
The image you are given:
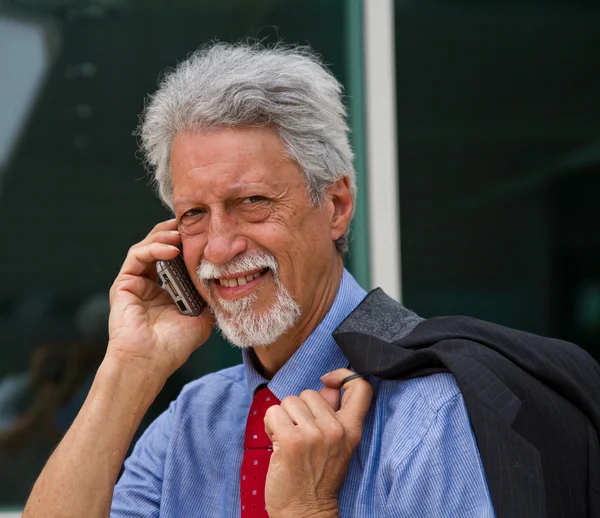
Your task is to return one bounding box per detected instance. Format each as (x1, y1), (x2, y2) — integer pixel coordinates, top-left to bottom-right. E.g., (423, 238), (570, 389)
(241, 387), (280, 517)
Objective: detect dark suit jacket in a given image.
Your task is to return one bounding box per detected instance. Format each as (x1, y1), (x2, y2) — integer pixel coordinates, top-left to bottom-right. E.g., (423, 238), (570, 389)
(333, 289), (600, 518)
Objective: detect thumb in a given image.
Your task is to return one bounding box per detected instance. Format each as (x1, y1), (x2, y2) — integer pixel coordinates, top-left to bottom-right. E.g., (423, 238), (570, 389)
(321, 368), (373, 440)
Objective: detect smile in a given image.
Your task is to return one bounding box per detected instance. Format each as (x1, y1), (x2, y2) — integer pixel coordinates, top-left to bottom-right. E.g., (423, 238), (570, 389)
(212, 268), (270, 299)
(215, 268), (268, 287)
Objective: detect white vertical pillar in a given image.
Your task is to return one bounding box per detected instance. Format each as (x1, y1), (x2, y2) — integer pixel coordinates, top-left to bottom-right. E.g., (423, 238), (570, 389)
(363, 0), (402, 301)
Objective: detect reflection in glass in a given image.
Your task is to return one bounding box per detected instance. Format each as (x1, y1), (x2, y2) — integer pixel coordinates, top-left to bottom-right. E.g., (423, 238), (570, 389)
(0, 0), (349, 508)
(395, 2), (600, 362)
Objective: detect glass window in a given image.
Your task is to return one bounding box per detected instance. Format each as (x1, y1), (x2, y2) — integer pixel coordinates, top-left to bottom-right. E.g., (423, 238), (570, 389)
(0, 0), (355, 508)
(395, 1), (600, 361)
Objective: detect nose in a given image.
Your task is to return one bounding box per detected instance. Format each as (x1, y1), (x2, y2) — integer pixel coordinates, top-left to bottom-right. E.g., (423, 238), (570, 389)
(202, 210), (247, 265)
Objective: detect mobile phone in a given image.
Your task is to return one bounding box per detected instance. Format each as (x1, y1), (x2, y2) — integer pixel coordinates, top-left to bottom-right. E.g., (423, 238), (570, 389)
(156, 251), (206, 316)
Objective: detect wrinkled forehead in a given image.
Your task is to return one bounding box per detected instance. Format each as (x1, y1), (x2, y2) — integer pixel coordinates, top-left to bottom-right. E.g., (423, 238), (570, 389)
(172, 125), (292, 164)
(170, 127), (307, 206)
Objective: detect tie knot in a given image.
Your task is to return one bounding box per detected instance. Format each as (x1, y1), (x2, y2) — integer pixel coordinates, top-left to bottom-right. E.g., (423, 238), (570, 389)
(244, 387), (280, 449)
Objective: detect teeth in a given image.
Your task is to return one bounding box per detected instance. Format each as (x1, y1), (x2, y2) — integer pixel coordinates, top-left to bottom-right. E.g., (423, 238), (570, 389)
(218, 270), (265, 287)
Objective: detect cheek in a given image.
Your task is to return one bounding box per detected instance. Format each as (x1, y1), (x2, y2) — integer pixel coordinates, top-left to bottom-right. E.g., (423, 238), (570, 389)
(297, 211), (334, 248)
(181, 234), (203, 260)
(181, 235), (207, 284)
(251, 224), (288, 247)
(281, 219), (332, 270)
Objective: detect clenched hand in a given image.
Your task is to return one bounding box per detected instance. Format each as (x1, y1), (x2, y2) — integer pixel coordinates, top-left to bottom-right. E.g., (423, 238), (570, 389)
(264, 368), (373, 518)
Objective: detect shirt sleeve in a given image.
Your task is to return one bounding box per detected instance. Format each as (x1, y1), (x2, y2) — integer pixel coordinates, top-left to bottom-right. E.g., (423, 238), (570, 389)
(110, 401), (175, 518)
(386, 393), (496, 518)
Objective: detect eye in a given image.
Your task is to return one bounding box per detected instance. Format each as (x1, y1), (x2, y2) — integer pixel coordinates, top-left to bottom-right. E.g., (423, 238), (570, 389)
(242, 196), (266, 204)
(179, 207), (209, 235)
(182, 208), (206, 217)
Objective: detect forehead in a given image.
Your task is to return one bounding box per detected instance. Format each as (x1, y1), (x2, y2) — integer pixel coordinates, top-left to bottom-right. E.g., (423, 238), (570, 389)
(170, 126), (303, 204)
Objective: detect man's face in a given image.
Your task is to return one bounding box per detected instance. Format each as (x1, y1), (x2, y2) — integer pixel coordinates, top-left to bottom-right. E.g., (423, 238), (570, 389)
(170, 126), (351, 347)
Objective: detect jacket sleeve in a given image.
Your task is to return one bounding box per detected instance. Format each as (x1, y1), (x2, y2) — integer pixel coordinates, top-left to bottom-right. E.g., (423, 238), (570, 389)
(386, 392), (496, 517)
(110, 402), (175, 517)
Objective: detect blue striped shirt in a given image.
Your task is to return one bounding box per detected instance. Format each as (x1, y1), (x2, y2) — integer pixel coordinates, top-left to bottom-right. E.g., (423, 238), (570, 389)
(111, 270), (495, 517)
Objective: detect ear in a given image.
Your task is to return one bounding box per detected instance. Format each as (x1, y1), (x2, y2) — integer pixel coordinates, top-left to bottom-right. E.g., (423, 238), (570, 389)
(326, 176), (354, 243)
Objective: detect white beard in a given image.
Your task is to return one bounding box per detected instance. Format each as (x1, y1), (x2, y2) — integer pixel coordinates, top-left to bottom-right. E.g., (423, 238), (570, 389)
(196, 252), (301, 348)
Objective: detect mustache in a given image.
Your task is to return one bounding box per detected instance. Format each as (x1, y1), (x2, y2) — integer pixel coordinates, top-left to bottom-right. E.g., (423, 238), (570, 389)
(196, 251), (279, 282)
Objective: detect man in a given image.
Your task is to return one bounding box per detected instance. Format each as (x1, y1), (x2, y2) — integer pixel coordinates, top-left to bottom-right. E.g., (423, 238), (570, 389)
(24, 42), (497, 517)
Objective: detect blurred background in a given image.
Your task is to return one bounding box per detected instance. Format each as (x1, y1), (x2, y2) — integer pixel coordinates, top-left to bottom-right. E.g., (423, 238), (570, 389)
(0, 0), (599, 513)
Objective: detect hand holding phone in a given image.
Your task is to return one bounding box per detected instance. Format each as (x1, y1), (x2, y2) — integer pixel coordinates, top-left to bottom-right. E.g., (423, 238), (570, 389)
(107, 219), (213, 384)
(156, 252), (206, 316)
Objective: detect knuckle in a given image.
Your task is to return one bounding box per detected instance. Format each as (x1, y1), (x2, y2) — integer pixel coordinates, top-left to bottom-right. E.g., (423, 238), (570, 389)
(146, 232), (160, 243)
(325, 420), (345, 442)
(288, 433), (304, 450)
(299, 389), (319, 401)
(263, 405), (279, 421)
(302, 424), (324, 443)
(280, 395), (299, 409)
(110, 276), (124, 294)
(108, 285), (118, 304)
(127, 244), (139, 257)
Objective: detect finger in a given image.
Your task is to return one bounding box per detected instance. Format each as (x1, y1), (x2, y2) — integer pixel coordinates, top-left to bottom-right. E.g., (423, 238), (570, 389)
(321, 368), (373, 433)
(279, 396), (316, 426)
(145, 229), (182, 247)
(299, 390), (338, 420)
(134, 219), (179, 252)
(320, 368), (362, 390)
(319, 386), (341, 412)
(339, 373), (363, 387)
(115, 274), (170, 303)
(120, 221), (180, 283)
(142, 231), (182, 282)
(120, 242), (180, 278)
(264, 404), (294, 442)
(150, 218), (178, 234)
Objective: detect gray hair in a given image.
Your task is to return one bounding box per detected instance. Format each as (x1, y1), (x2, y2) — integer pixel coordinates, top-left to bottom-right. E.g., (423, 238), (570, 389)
(137, 42), (356, 254)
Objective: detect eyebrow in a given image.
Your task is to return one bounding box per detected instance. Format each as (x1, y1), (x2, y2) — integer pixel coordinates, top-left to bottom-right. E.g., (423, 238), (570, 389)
(174, 183), (271, 206)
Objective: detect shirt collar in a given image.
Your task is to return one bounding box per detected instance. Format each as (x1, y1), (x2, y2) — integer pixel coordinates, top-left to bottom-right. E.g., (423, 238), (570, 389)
(242, 269), (367, 399)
